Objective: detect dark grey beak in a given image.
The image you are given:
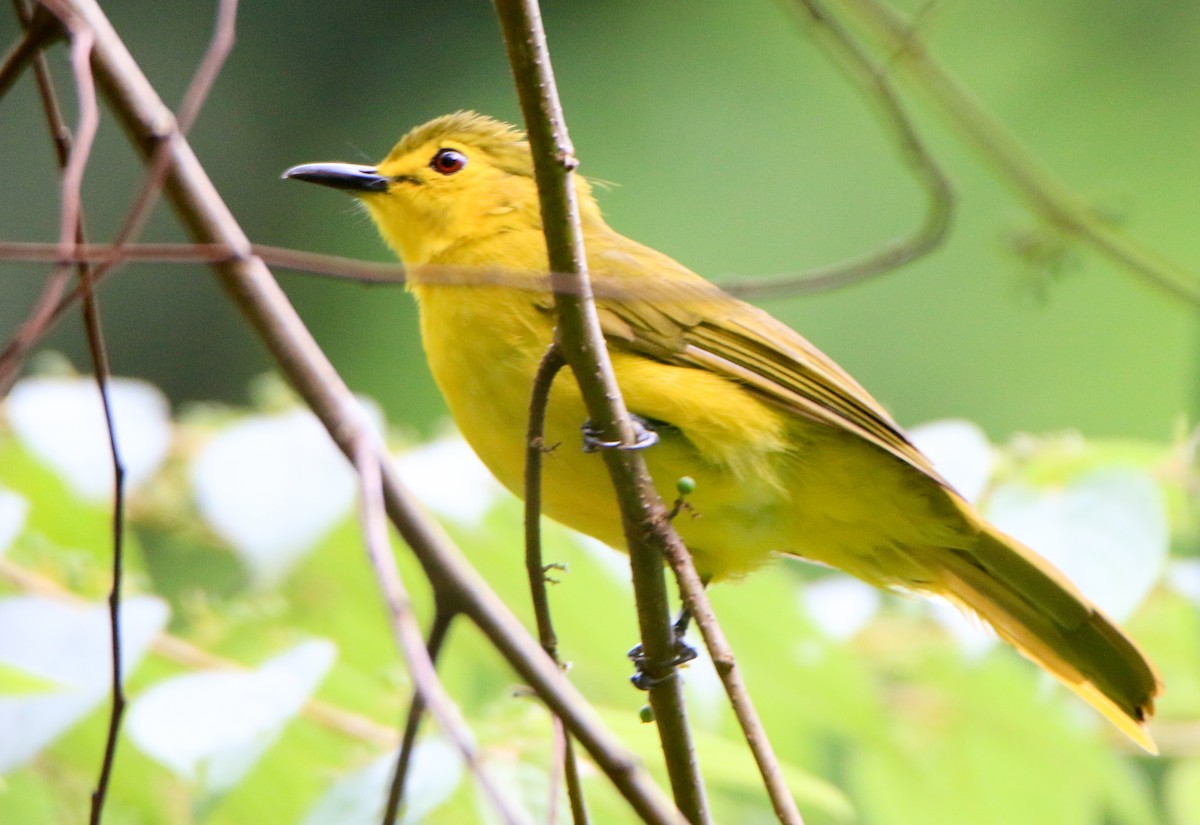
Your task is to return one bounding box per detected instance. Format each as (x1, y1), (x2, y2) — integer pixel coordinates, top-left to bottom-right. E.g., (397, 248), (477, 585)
(282, 162), (390, 193)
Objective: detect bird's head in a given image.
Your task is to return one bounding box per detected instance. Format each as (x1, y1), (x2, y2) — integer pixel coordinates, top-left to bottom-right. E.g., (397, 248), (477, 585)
(284, 111), (595, 267)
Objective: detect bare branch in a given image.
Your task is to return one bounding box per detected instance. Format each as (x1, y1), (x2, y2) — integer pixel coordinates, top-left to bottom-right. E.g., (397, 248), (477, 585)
(383, 606), (455, 825)
(0, 241), (404, 283)
(0, 0), (241, 394)
(1, 2), (75, 396)
(524, 345), (568, 656)
(0, 1), (61, 100)
(493, 0), (709, 820)
(351, 429), (524, 825)
(524, 344), (590, 824)
(830, 0), (1200, 305)
(29, 3), (128, 820)
(662, 546), (804, 824)
(101, 0), (238, 252)
(724, 0), (954, 299)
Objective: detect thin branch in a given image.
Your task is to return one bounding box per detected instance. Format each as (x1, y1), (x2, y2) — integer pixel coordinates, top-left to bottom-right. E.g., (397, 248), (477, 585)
(0, 242), (405, 393)
(14, 0), (71, 167)
(100, 0), (238, 253)
(524, 345), (568, 656)
(663, 547), (804, 824)
(383, 605), (456, 825)
(255, 244), (405, 283)
(561, 717), (590, 825)
(33, 6), (126, 822)
(0, 1), (61, 100)
(82, 278), (126, 825)
(0, 0), (240, 396)
(351, 431), (523, 825)
(59, 0), (677, 819)
(0, 241), (405, 282)
(524, 343), (589, 825)
(827, 0), (1200, 305)
(493, 1), (709, 821)
(723, 0), (954, 299)
(0, 1), (75, 397)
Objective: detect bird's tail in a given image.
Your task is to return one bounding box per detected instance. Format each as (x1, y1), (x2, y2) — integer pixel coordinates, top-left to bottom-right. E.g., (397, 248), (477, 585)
(933, 520), (1161, 752)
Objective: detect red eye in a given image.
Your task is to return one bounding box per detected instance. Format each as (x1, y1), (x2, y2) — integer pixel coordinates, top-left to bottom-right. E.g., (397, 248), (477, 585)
(430, 148), (467, 175)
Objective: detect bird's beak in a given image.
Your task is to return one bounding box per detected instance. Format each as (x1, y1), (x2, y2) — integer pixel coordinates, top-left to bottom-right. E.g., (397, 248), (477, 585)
(282, 162), (390, 193)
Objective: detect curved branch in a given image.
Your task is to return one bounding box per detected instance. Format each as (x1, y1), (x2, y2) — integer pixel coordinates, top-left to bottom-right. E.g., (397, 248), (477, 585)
(524, 344), (589, 823)
(352, 436), (521, 825)
(835, 0), (1200, 305)
(725, 0), (953, 299)
(662, 540), (804, 824)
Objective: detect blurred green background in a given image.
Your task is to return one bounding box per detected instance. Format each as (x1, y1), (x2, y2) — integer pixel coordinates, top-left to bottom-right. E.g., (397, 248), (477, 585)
(2, 0), (1197, 437)
(2, 3), (1199, 822)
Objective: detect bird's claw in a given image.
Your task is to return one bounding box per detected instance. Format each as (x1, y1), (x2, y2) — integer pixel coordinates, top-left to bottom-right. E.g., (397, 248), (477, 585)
(581, 416), (659, 453)
(627, 637), (698, 690)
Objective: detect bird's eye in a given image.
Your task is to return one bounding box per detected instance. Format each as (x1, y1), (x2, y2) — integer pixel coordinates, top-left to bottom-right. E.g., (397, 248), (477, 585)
(430, 148), (467, 175)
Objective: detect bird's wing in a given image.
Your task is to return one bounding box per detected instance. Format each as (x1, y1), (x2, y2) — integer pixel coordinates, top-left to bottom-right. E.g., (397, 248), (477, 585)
(580, 243), (944, 482)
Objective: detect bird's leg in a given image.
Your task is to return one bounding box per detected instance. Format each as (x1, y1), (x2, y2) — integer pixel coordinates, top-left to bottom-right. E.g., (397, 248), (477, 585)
(580, 414), (660, 453)
(628, 635), (697, 690)
(627, 574), (712, 689)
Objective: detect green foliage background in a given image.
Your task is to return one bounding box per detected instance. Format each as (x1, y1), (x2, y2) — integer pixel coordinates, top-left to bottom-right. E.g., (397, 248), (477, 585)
(1, 0), (1199, 822)
(0, 385), (1194, 823)
(1, 0), (1196, 439)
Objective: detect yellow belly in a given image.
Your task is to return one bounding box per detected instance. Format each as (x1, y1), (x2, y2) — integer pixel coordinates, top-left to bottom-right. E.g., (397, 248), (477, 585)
(411, 281), (967, 583)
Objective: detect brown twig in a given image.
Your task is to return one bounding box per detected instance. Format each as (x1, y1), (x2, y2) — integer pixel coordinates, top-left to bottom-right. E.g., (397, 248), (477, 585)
(0, 1), (74, 397)
(492, 0), (708, 821)
(524, 345), (568, 656)
(99, 0), (238, 252)
(0, 241), (404, 282)
(0, 0), (61, 100)
(663, 548), (805, 824)
(524, 344), (589, 824)
(831, 0), (1200, 305)
(722, 0), (953, 299)
(383, 605), (456, 825)
(59, 0), (677, 819)
(351, 431), (522, 825)
(31, 5), (126, 821)
(0, 241), (406, 390)
(0, 0), (240, 396)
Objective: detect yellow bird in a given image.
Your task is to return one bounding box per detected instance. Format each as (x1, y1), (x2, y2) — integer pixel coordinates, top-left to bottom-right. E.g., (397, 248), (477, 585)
(285, 112), (1161, 751)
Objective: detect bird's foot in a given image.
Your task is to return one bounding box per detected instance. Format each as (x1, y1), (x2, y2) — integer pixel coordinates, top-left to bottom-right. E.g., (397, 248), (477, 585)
(581, 415), (659, 453)
(627, 634), (698, 690)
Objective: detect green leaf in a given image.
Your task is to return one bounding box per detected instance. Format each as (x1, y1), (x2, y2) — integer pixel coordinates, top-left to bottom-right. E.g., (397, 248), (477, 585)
(0, 661), (60, 695)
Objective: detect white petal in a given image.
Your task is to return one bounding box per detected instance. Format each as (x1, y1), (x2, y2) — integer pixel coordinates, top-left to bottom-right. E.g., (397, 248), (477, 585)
(191, 410), (358, 585)
(0, 488), (29, 556)
(800, 577), (881, 641)
(128, 640), (336, 791)
(6, 376), (172, 500)
(909, 419), (995, 503)
(394, 436), (506, 526)
(986, 468), (1168, 620)
(0, 595), (168, 772)
(301, 738), (463, 825)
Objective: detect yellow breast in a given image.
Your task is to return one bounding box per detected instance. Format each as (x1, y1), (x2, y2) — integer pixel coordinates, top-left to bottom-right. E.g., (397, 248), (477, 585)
(409, 276), (798, 578)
